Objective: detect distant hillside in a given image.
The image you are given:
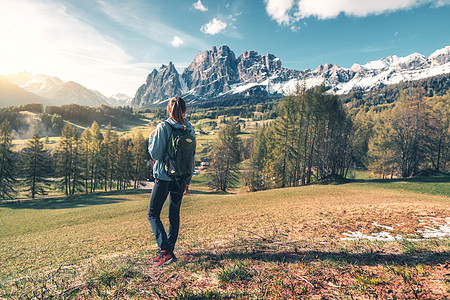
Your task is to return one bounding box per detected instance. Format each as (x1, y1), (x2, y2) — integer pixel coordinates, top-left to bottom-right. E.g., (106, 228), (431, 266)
(52, 81), (109, 106)
(0, 76), (54, 107)
(5, 71), (65, 99)
(341, 73), (450, 108)
(0, 103), (144, 139)
(44, 103), (141, 127)
(5, 72), (131, 107)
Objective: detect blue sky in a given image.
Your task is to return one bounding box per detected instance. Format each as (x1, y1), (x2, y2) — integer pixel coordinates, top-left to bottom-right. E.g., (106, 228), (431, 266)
(1, 0), (449, 97)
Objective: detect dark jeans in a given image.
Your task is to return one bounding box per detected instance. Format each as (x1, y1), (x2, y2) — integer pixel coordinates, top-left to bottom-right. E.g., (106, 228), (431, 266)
(148, 179), (186, 252)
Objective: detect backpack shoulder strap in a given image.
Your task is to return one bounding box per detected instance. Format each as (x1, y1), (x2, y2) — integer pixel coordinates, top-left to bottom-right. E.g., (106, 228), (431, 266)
(164, 121), (175, 130)
(165, 121), (187, 132)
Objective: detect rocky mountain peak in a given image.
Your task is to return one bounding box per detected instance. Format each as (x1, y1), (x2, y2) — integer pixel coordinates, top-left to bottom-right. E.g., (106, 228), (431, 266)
(314, 63), (339, 75)
(132, 44), (450, 107)
(237, 50), (284, 83)
(132, 63), (182, 108)
(240, 50), (259, 59)
(429, 46), (450, 66)
(395, 53), (427, 69)
(182, 45), (238, 97)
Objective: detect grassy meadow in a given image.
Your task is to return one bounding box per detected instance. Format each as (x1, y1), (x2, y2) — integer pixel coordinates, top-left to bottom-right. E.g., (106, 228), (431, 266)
(0, 173), (449, 299)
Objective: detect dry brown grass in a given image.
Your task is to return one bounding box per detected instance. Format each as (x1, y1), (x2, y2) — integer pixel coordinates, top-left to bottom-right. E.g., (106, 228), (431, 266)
(1, 180), (449, 299)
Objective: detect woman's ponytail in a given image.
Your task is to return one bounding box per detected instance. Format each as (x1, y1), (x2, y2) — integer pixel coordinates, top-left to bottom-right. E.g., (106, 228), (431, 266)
(167, 97), (186, 125)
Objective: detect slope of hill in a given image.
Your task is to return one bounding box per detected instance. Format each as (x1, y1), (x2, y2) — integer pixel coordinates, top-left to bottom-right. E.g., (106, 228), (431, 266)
(0, 76), (54, 107)
(0, 176), (448, 298)
(5, 71), (65, 99)
(5, 72), (130, 107)
(341, 73), (450, 108)
(52, 81), (109, 106)
(107, 93), (132, 107)
(0, 102), (142, 140)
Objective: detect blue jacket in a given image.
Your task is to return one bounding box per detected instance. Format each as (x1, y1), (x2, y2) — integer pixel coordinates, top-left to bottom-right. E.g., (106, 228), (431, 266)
(148, 117), (196, 184)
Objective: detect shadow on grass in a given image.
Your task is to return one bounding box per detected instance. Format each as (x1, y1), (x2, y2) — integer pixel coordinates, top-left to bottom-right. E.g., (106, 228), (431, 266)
(185, 248), (449, 267)
(319, 174), (450, 185)
(0, 189), (151, 210)
(317, 174), (450, 196)
(354, 175), (450, 184)
(188, 189), (229, 195)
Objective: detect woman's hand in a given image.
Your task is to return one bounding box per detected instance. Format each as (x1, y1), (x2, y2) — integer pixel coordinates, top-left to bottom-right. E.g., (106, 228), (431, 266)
(183, 185), (189, 195)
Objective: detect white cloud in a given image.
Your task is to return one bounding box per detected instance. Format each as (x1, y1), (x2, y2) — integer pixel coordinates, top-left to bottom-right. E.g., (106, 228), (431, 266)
(297, 0), (419, 19)
(97, 1), (209, 50)
(434, 0), (450, 7)
(201, 18), (227, 35)
(193, 0), (208, 12)
(171, 36), (184, 47)
(265, 0), (450, 25)
(264, 0), (295, 25)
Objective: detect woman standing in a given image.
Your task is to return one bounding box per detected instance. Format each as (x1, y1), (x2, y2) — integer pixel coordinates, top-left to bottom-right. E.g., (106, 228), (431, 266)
(147, 97), (196, 267)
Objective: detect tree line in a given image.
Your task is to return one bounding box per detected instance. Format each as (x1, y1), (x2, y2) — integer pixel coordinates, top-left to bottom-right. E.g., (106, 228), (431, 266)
(208, 85), (449, 192)
(367, 88), (449, 178)
(1, 85), (448, 197)
(341, 73), (450, 112)
(0, 103), (142, 140)
(0, 121), (150, 200)
(46, 104), (138, 127)
(244, 85), (355, 191)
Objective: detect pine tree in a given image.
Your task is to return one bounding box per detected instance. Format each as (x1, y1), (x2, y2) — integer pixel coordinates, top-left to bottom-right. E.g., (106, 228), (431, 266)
(117, 137), (133, 190)
(426, 91), (449, 172)
(208, 118), (242, 192)
(56, 124), (74, 195)
(368, 113), (399, 178)
(272, 96), (297, 188)
(131, 130), (148, 189)
(71, 128), (83, 195)
(55, 124), (83, 195)
(247, 85), (354, 190)
(101, 124), (119, 191)
(393, 88), (429, 177)
(90, 121), (103, 192)
(21, 132), (50, 198)
(80, 126), (93, 193)
(368, 87), (436, 178)
(245, 126), (268, 191)
(387, 88), (429, 177)
(0, 121), (16, 199)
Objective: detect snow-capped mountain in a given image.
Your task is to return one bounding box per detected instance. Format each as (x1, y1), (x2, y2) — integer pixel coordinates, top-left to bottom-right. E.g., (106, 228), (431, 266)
(0, 76), (53, 107)
(5, 72), (130, 107)
(5, 71), (65, 99)
(51, 81), (109, 106)
(132, 45), (450, 108)
(108, 93), (132, 107)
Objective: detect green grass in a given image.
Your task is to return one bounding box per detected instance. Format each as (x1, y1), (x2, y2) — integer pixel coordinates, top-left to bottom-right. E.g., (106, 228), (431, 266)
(350, 170), (376, 180)
(0, 174), (449, 298)
(217, 263), (253, 283)
(353, 174), (450, 197)
(0, 189), (153, 280)
(174, 288), (240, 300)
(195, 134), (216, 160)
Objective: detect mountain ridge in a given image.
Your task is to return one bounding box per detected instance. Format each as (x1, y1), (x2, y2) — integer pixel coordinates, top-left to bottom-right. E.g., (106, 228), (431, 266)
(132, 45), (450, 108)
(0, 76), (54, 107)
(3, 72), (132, 107)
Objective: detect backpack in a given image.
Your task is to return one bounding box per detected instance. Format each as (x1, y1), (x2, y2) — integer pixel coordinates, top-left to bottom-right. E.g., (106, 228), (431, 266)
(164, 121), (196, 180)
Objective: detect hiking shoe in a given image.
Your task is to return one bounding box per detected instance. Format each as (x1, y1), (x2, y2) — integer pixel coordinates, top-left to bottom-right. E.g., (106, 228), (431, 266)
(155, 250), (175, 267)
(152, 250), (166, 264)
